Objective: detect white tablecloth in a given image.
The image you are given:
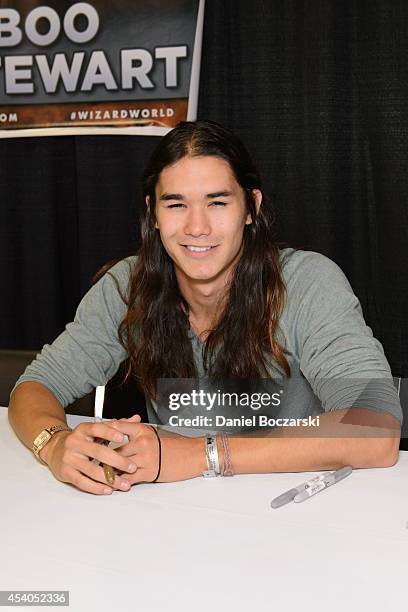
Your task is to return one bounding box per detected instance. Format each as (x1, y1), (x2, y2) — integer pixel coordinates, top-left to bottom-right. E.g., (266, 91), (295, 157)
(1, 408), (408, 612)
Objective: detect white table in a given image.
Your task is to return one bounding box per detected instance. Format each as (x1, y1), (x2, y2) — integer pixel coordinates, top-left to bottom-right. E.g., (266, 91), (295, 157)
(1, 408), (408, 612)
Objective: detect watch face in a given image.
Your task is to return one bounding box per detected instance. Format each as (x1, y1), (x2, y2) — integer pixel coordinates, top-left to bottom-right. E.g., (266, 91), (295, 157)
(34, 430), (51, 449)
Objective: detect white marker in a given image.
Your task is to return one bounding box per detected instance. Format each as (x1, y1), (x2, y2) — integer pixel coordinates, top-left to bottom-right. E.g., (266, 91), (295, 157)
(293, 466), (352, 503)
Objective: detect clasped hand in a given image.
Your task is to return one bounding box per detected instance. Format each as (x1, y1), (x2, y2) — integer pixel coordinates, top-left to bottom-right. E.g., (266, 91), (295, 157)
(44, 414), (161, 495)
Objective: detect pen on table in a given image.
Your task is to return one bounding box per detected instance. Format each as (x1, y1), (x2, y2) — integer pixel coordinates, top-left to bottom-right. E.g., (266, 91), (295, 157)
(94, 385), (116, 485)
(270, 477), (313, 508)
(270, 466), (352, 508)
(293, 466), (352, 503)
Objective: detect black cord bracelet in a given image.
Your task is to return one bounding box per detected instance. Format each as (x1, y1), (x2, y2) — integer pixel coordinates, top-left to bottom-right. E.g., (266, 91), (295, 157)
(149, 426), (161, 483)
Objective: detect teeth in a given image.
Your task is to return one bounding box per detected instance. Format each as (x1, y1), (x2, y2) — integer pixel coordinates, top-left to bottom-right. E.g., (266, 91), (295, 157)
(186, 246), (212, 252)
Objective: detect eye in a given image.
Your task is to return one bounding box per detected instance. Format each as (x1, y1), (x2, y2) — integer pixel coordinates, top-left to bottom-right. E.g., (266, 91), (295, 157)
(209, 201), (227, 207)
(167, 203), (185, 209)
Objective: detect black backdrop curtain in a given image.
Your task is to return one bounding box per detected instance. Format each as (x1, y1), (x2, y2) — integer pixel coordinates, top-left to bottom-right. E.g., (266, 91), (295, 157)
(1, 0), (407, 377)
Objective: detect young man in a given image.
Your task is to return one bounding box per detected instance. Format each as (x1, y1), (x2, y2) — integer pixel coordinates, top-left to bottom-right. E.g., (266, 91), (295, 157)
(9, 121), (402, 495)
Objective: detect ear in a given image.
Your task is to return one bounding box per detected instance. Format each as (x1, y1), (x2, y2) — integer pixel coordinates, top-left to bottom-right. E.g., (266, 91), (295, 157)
(146, 195), (159, 229)
(245, 189), (263, 225)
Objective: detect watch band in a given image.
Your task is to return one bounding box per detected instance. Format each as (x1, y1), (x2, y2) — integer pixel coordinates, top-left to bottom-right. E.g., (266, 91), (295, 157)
(32, 425), (72, 464)
(202, 435), (220, 478)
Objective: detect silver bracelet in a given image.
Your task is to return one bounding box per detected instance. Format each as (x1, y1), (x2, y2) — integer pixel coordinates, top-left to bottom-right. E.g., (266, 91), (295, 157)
(202, 435), (220, 478)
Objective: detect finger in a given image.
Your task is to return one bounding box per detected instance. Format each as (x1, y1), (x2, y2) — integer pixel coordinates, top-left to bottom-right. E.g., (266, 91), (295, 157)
(75, 422), (126, 444)
(127, 414), (142, 422)
(111, 429), (154, 458)
(112, 420), (146, 437)
(78, 439), (138, 474)
(113, 443), (141, 458)
(110, 415), (140, 427)
(63, 467), (115, 496)
(74, 458), (134, 492)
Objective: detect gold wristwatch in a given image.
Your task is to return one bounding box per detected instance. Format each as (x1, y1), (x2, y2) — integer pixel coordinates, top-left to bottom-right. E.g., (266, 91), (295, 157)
(32, 425), (72, 463)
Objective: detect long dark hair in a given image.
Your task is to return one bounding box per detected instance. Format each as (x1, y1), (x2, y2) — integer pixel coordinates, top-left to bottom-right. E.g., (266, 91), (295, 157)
(109, 121), (289, 398)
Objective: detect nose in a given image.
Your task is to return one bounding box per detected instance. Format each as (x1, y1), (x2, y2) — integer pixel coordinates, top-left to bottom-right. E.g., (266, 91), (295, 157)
(183, 207), (211, 237)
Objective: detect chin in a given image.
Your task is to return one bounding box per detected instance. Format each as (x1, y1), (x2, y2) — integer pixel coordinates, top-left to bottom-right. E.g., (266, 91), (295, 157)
(189, 271), (216, 281)
(181, 266), (218, 282)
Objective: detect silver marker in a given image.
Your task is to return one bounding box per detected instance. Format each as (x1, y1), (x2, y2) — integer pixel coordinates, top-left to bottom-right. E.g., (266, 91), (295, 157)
(270, 478), (313, 508)
(293, 466), (352, 503)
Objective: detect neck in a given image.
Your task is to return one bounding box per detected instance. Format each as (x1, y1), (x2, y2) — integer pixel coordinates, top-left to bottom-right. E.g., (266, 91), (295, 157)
(175, 272), (229, 333)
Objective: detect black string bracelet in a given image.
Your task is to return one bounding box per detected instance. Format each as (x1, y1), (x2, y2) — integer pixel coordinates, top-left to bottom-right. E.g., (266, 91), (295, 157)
(149, 426), (161, 483)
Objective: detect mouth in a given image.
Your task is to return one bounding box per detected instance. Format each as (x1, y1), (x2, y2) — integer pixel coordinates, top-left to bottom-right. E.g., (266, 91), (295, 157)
(181, 244), (216, 253)
(184, 245), (215, 252)
(180, 245), (218, 257)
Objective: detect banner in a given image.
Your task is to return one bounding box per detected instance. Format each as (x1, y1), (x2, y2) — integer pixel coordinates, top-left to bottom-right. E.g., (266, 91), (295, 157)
(0, 0), (205, 137)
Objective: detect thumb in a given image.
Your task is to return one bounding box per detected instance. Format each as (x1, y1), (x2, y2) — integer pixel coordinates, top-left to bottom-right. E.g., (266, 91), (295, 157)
(127, 414), (141, 422)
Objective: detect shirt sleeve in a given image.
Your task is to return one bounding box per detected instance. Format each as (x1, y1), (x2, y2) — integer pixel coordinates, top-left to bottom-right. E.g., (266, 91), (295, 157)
(281, 250), (402, 422)
(11, 258), (133, 408)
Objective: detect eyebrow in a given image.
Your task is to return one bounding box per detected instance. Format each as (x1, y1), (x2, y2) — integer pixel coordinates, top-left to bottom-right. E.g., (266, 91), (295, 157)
(159, 190), (233, 201)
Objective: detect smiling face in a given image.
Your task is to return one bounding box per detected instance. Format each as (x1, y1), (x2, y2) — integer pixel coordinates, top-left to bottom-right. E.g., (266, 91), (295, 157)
(153, 155), (258, 293)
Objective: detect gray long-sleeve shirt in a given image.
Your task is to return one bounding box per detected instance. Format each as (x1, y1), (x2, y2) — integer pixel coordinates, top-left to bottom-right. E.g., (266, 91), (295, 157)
(14, 248), (402, 429)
